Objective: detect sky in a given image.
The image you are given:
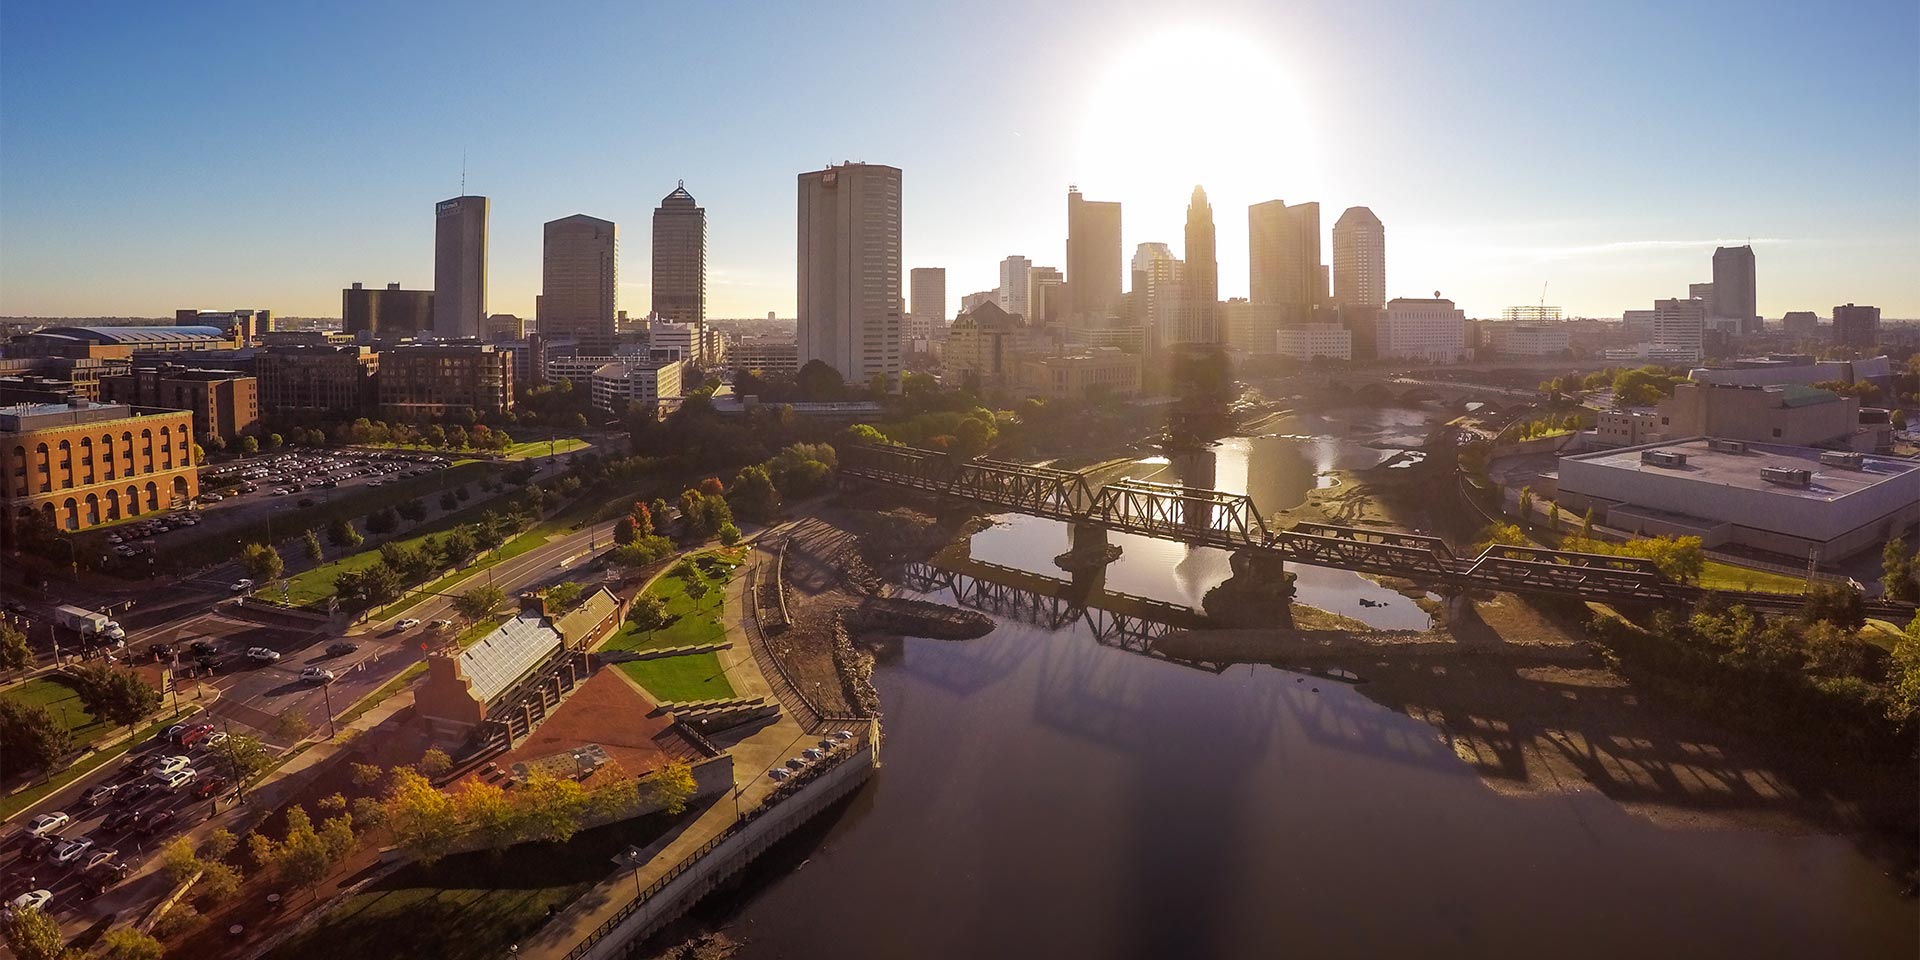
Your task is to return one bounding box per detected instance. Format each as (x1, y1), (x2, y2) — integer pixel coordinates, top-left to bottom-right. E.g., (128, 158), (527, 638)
(2, 0), (1917, 321)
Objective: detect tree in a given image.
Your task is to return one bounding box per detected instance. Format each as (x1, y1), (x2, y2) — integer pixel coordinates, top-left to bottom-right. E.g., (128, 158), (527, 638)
(728, 464), (781, 521)
(439, 526), (480, 567)
(1476, 523), (1529, 549)
(796, 359), (844, 401)
(0, 699), (74, 780)
(2, 906), (67, 960)
(718, 522), (742, 547)
(383, 767), (463, 864)
(1881, 537), (1919, 604)
(214, 732), (273, 787)
(396, 498), (428, 524)
(254, 805), (337, 893)
(643, 761), (697, 815)
(1801, 581), (1867, 633)
(302, 528), (324, 563)
(274, 713), (312, 741)
(418, 747), (453, 777)
(1890, 614), (1920, 724)
(365, 507), (398, 535)
(1579, 507), (1594, 540)
(627, 594), (670, 631)
(243, 543), (284, 583)
(612, 535), (675, 569)
(266, 432), (284, 450)
(614, 515), (639, 545)
(453, 584), (505, 624)
(195, 860), (242, 904)
(0, 619), (32, 672)
(954, 417), (994, 459)
(97, 927), (165, 960)
(544, 581), (584, 613)
(452, 778), (516, 849)
(1515, 486), (1534, 526)
(326, 517), (363, 549)
(844, 423), (888, 446)
(439, 490), (459, 511)
(162, 836), (202, 884)
(513, 772), (593, 843)
(239, 435), (260, 456)
(68, 664), (161, 731)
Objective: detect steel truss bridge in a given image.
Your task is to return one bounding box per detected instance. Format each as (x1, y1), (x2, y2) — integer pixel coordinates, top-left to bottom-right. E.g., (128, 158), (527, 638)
(845, 443), (1918, 619)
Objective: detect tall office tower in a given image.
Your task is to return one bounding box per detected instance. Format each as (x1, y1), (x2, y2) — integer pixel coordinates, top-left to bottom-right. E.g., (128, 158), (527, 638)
(1248, 198), (1322, 336)
(1027, 266), (1064, 325)
(433, 195), (489, 338)
(1130, 243), (1183, 341)
(797, 162), (903, 390)
(652, 181), (707, 323)
(998, 256), (1033, 318)
(1177, 186), (1219, 345)
(541, 215), (618, 346)
(1066, 187), (1122, 322)
(1831, 303), (1880, 348)
(908, 267), (947, 340)
(1711, 245), (1757, 335)
(1689, 282), (1716, 318)
(1331, 207), (1385, 310)
(1652, 297), (1707, 362)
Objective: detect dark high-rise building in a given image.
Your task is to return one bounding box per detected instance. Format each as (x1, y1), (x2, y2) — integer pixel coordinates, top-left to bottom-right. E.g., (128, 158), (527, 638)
(1066, 187), (1122, 322)
(1332, 207), (1385, 311)
(343, 283), (434, 339)
(542, 214), (618, 346)
(1179, 186), (1219, 345)
(797, 162), (902, 389)
(433, 195), (489, 338)
(1831, 303), (1880, 349)
(1711, 245), (1757, 335)
(1249, 198), (1321, 323)
(651, 182), (706, 323)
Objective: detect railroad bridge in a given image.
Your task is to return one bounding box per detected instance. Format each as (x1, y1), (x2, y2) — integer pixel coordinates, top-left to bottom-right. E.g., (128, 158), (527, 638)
(843, 443), (1918, 620)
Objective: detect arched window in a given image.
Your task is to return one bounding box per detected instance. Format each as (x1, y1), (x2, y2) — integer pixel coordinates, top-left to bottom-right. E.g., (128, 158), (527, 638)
(83, 493), (99, 526)
(79, 437), (94, 485)
(62, 497), (78, 531)
(9, 445), (24, 497)
(121, 432), (134, 466)
(143, 480), (159, 511)
(106, 488), (121, 520)
(101, 434), (116, 480)
(56, 440), (73, 489)
(126, 484), (141, 515)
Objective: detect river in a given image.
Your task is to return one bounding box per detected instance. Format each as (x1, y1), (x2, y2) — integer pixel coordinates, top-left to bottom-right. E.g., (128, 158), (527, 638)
(704, 416), (1917, 958)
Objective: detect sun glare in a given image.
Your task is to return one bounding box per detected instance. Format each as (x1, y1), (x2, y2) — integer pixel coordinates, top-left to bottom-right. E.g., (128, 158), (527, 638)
(1076, 27), (1318, 210)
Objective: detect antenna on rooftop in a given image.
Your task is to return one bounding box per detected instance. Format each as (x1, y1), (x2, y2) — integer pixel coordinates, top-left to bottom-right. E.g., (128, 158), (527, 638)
(461, 151), (467, 194)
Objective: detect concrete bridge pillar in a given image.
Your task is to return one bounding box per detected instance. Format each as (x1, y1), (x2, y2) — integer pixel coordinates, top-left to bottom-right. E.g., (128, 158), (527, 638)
(1201, 549), (1297, 627)
(1434, 588), (1474, 626)
(1054, 521), (1123, 574)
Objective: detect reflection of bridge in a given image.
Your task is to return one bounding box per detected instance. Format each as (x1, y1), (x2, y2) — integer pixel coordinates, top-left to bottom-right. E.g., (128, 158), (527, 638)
(846, 444), (1918, 618)
(900, 558), (1229, 673)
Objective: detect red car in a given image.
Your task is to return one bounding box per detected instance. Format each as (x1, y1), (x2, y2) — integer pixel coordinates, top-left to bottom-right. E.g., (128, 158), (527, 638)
(193, 776), (229, 800)
(139, 809), (176, 835)
(178, 724), (216, 748)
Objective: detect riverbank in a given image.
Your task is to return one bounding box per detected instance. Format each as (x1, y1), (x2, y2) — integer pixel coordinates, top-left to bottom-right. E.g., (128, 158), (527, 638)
(1154, 591), (1919, 879)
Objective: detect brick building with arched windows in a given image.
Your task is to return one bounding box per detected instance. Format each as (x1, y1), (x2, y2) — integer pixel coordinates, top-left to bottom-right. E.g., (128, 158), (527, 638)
(1, 398), (198, 534)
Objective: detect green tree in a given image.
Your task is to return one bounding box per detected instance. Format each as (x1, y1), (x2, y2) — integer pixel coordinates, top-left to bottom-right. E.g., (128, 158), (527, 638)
(0, 619), (32, 672)
(1515, 486), (1534, 526)
(512, 772), (593, 843)
(844, 423), (888, 446)
(243, 542), (284, 583)
(2, 906), (68, 960)
(68, 664), (161, 731)
(266, 432), (283, 450)
(1476, 523), (1529, 549)
(302, 528), (324, 563)
(796, 359), (844, 401)
(239, 435), (260, 456)
(1579, 507), (1594, 540)
(728, 464), (781, 521)
(0, 699), (75, 780)
(161, 836), (202, 884)
(626, 594), (670, 630)
(614, 515), (639, 545)
(1881, 537), (1919, 604)
(97, 927), (165, 960)
(275, 713), (312, 741)
(383, 767), (463, 864)
(439, 490), (459, 511)
(365, 507), (398, 535)
(195, 860), (243, 904)
(214, 732), (273, 789)
(418, 747), (453, 777)
(326, 517), (363, 549)
(954, 417), (994, 458)
(544, 581), (584, 613)
(1800, 581), (1866, 632)
(718, 522), (742, 547)
(1889, 614), (1920, 724)
(452, 584), (505, 624)
(438, 526), (480, 567)
(396, 498), (428, 524)
(643, 760), (697, 815)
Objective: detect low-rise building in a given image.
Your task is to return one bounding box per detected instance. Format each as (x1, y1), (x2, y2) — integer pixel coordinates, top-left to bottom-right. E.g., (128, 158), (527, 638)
(99, 363), (259, 443)
(1379, 298), (1467, 362)
(1556, 438), (1920, 560)
(1587, 408), (1660, 448)
(1656, 382), (1867, 450)
(589, 359), (684, 414)
(2, 399), (199, 533)
(378, 342), (513, 419)
(1017, 348), (1141, 400)
(1274, 323), (1352, 361)
(253, 345), (378, 417)
(731, 336), (799, 376)
(946, 302), (1048, 392)
(1780, 311), (1821, 338)
(7, 325), (234, 358)
(343, 283), (433, 339)
(1481, 322), (1570, 357)
(647, 320), (726, 368)
(1832, 303), (1880, 349)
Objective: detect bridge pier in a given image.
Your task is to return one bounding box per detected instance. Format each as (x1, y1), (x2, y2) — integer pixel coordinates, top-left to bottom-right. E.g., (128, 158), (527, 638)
(1201, 549), (1297, 627)
(1054, 521), (1122, 574)
(1433, 588), (1474, 626)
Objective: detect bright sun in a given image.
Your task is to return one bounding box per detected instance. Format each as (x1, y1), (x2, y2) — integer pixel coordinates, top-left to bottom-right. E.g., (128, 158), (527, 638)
(1075, 26), (1317, 212)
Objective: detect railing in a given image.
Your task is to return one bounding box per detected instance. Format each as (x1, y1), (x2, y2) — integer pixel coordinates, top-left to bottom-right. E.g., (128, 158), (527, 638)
(742, 551), (824, 730)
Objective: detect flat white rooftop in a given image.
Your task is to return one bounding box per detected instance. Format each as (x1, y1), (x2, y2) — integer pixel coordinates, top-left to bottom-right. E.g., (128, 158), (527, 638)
(1566, 438), (1915, 503)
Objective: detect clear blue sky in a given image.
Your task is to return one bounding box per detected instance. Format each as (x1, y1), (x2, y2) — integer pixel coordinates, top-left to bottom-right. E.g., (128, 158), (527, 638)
(3, 0), (1916, 320)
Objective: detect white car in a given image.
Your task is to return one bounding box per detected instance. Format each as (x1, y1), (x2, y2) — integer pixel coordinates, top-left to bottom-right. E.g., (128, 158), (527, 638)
(155, 769), (197, 790)
(49, 837), (93, 864)
(231, 578), (255, 592)
(299, 666), (335, 684)
(396, 618), (421, 629)
(9, 890), (50, 912)
(148, 755), (191, 776)
(85, 849), (120, 871)
(246, 647), (280, 662)
(833, 730), (854, 742)
(767, 768), (791, 781)
(24, 813), (69, 838)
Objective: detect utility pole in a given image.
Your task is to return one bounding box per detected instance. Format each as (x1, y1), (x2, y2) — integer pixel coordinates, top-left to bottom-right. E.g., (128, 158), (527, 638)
(322, 681), (336, 740)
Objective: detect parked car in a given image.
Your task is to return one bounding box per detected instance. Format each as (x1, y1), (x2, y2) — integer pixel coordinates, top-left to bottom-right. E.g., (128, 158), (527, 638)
(84, 850), (120, 872)
(245, 647), (280, 662)
(429, 619), (452, 631)
(49, 837), (94, 864)
(802, 748), (823, 761)
(147, 755), (191, 777)
(768, 768), (791, 782)
(832, 730), (854, 742)
(25, 813), (69, 838)
(100, 810), (139, 833)
(9, 890), (51, 911)
(299, 667), (335, 684)
(396, 618), (421, 629)
(81, 784), (119, 807)
(188, 639), (218, 656)
(194, 776), (230, 800)
(199, 731), (228, 750)
(154, 769), (196, 791)
(784, 757), (807, 770)
(178, 724), (216, 747)
(162, 724), (187, 743)
(325, 641), (359, 656)
(140, 809), (176, 834)
(115, 781), (155, 805)
(230, 578), (255, 592)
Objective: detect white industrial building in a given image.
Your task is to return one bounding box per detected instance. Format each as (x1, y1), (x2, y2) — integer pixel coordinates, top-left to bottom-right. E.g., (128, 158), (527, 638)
(1274, 323), (1352, 361)
(1379, 297), (1466, 362)
(1555, 438), (1920, 560)
(1482, 322), (1570, 357)
(589, 359), (683, 414)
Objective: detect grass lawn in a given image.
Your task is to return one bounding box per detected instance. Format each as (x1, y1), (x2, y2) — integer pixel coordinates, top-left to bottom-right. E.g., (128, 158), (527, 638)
(501, 437), (590, 460)
(0, 710), (188, 821)
(281, 490), (524, 606)
(616, 653), (734, 702)
(600, 551), (740, 654)
(1699, 560), (1807, 594)
(264, 808), (686, 960)
(1, 676), (111, 749)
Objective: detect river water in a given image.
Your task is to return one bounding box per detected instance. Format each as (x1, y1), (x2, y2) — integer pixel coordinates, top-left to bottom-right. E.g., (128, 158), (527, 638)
(711, 416), (1916, 958)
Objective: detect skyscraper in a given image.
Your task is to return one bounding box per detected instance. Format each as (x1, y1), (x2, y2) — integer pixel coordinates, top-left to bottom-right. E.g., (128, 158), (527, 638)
(1332, 207), (1385, 310)
(652, 182), (707, 324)
(998, 256), (1032, 318)
(797, 162), (902, 390)
(1248, 198), (1322, 335)
(1066, 187), (1122, 322)
(1711, 245), (1756, 335)
(908, 267), (946, 340)
(541, 214), (618, 346)
(433, 195), (489, 338)
(1027, 266), (1064, 326)
(1177, 186), (1219, 345)
(1131, 243), (1183, 342)
(1652, 297), (1706, 362)
(1831, 303), (1880, 348)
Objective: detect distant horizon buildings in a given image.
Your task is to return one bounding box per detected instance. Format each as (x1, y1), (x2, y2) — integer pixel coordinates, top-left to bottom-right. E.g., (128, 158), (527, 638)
(796, 162), (902, 390)
(997, 256), (1032, 320)
(652, 181), (707, 324)
(1332, 207), (1386, 311)
(541, 214), (617, 346)
(1712, 245), (1757, 335)
(1832, 303), (1880, 349)
(433, 195), (489, 338)
(1065, 187), (1122, 323)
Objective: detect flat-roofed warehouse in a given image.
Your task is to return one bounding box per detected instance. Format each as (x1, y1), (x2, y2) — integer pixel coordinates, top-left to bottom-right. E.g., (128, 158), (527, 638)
(1555, 438), (1920, 560)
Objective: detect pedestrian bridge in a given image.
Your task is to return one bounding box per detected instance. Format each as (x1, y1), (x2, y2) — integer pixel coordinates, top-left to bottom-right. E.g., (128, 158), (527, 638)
(842, 443), (1916, 619)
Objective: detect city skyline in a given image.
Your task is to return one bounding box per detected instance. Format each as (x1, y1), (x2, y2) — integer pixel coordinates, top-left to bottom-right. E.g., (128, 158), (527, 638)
(1, 1), (1916, 320)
